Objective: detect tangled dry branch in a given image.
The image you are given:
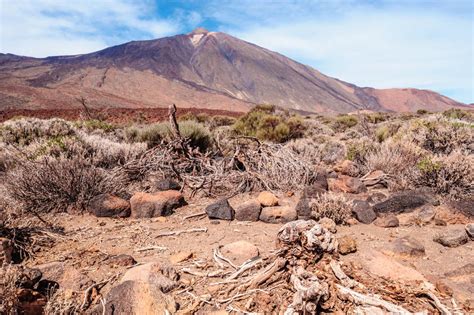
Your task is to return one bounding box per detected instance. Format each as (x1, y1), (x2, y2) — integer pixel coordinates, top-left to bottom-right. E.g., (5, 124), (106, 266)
(174, 220), (454, 314)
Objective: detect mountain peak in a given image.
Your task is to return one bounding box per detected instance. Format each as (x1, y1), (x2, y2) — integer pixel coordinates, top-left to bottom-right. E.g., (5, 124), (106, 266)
(189, 27), (209, 35)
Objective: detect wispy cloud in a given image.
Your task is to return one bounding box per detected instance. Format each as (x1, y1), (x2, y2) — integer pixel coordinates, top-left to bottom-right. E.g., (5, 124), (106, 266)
(209, 1), (473, 103)
(0, 0), (179, 57)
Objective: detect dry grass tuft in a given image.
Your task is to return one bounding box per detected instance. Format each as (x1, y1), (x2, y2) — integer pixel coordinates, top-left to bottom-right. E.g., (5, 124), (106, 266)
(309, 193), (351, 224)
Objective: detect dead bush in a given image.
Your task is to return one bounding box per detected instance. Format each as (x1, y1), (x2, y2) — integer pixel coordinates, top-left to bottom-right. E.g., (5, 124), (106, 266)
(6, 156), (124, 215)
(309, 193), (351, 224)
(364, 139), (425, 190)
(319, 140), (346, 165)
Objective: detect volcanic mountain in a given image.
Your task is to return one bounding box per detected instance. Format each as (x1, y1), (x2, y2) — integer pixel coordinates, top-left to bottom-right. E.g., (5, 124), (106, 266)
(0, 28), (467, 114)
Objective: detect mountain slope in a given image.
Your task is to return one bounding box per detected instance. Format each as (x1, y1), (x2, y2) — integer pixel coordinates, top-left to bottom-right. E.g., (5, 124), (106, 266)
(0, 28), (467, 113)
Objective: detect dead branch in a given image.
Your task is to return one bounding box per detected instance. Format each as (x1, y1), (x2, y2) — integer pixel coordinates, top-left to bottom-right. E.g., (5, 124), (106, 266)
(156, 227), (208, 238)
(134, 245), (167, 252)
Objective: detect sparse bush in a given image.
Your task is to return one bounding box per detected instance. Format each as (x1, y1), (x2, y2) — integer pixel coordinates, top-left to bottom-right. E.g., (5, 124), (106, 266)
(416, 151), (473, 199)
(416, 109), (428, 115)
(402, 116), (473, 154)
(309, 193), (351, 224)
(0, 118), (75, 145)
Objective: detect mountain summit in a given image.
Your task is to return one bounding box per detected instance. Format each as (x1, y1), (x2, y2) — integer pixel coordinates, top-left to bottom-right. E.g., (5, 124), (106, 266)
(0, 30), (466, 113)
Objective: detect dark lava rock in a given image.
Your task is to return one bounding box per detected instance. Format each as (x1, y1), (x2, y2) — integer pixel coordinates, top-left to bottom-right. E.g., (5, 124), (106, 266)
(373, 191), (427, 214)
(234, 199), (261, 221)
(352, 200), (376, 224)
(205, 199), (235, 220)
(434, 229), (469, 248)
(155, 179), (181, 191)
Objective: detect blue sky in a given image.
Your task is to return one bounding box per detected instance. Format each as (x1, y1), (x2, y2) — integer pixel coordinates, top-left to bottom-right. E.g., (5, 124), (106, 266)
(0, 0), (472, 103)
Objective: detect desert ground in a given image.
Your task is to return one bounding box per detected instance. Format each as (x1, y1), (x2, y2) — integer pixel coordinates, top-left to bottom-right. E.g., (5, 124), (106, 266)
(1, 106), (473, 314)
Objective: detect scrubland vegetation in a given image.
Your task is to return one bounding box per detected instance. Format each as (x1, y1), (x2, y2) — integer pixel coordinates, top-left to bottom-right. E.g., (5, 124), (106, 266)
(0, 106), (473, 313)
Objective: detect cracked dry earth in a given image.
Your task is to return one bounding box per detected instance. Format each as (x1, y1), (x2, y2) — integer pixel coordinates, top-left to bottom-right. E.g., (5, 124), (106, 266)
(24, 189), (474, 314)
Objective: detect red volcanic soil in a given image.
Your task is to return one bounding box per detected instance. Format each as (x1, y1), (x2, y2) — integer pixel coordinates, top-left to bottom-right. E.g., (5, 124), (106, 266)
(0, 107), (242, 123)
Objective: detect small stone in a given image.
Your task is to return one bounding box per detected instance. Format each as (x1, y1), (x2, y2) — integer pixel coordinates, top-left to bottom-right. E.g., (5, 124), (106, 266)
(169, 251), (193, 264)
(259, 206), (297, 223)
(434, 229), (469, 248)
(434, 219), (447, 226)
(338, 236), (357, 255)
(257, 191), (279, 207)
(435, 281), (453, 297)
(334, 160), (360, 177)
(466, 223), (474, 239)
(220, 241), (259, 265)
(373, 191), (427, 214)
(328, 175), (367, 194)
(108, 254), (137, 267)
(352, 200), (376, 224)
(416, 205), (436, 224)
(88, 194), (131, 218)
(130, 191), (186, 218)
(386, 236), (425, 258)
(295, 197), (312, 220)
(205, 199), (235, 220)
(234, 199), (261, 221)
(373, 215), (399, 228)
(155, 179), (181, 191)
(318, 217), (337, 233)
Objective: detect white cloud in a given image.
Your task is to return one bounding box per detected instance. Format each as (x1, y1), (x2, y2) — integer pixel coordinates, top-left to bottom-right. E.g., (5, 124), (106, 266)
(0, 0), (179, 57)
(224, 6), (473, 103)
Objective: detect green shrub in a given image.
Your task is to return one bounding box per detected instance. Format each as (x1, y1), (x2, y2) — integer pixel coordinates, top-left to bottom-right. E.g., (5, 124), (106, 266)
(416, 109), (429, 115)
(442, 108), (472, 121)
(77, 119), (115, 132)
(375, 123), (401, 143)
(365, 113), (387, 124)
(210, 115), (236, 128)
(233, 105), (305, 143)
(125, 121), (212, 151)
(333, 115), (358, 131)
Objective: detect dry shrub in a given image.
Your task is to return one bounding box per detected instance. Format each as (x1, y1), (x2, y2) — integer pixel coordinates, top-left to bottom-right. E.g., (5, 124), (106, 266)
(0, 118), (75, 146)
(309, 193), (351, 224)
(285, 138), (321, 165)
(319, 140), (346, 165)
(401, 115), (473, 155)
(364, 139), (425, 190)
(6, 156), (124, 215)
(416, 151), (474, 199)
(345, 136), (378, 165)
(0, 266), (20, 314)
(44, 289), (81, 315)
